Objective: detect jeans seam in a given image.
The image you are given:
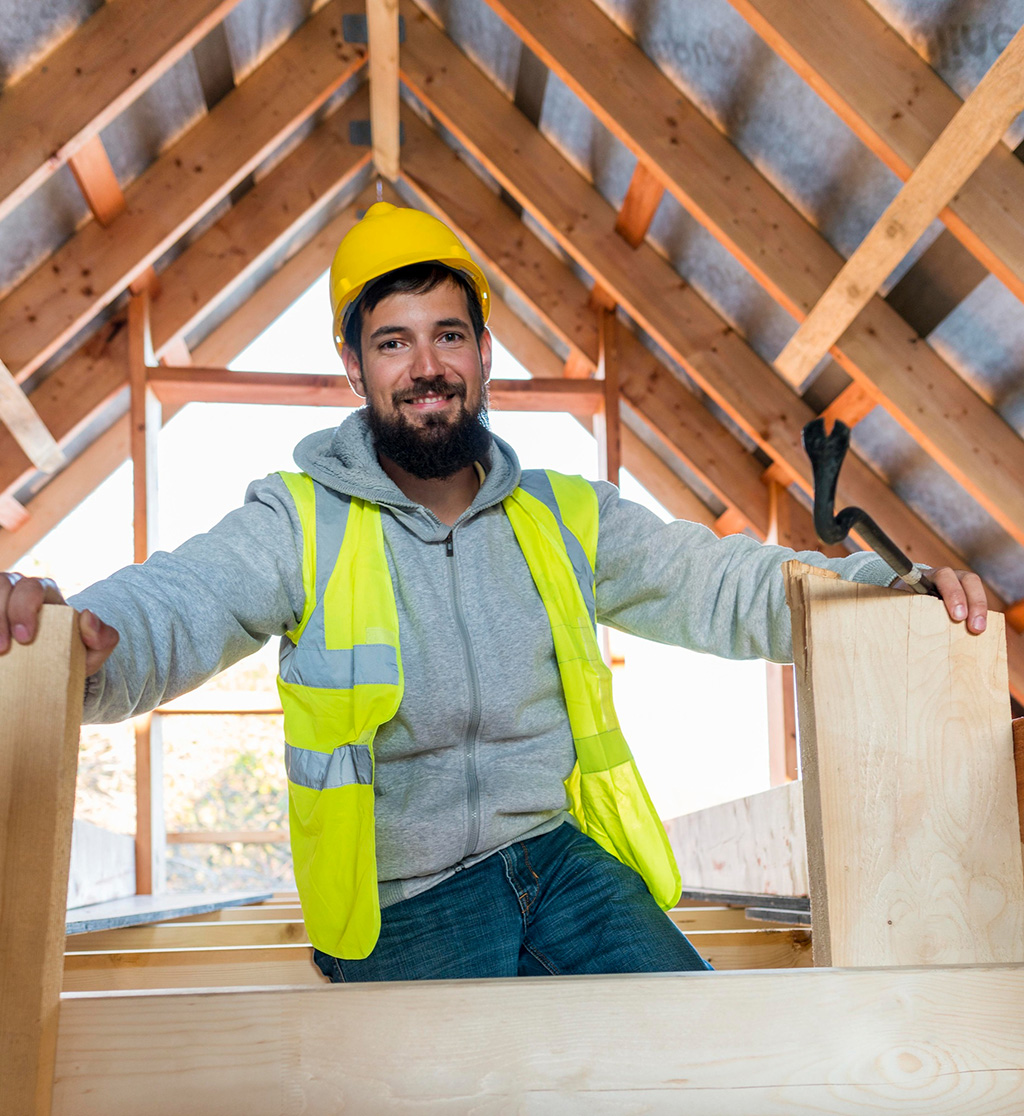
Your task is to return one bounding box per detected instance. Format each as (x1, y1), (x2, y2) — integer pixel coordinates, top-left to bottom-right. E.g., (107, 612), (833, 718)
(499, 847), (531, 922)
(520, 841), (540, 881)
(522, 939), (561, 976)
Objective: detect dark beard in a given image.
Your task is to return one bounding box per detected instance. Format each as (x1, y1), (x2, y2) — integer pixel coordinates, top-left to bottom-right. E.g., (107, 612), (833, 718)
(367, 376), (492, 480)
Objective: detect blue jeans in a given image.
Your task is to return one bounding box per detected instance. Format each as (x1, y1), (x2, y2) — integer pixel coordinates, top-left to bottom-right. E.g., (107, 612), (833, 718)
(313, 823), (711, 981)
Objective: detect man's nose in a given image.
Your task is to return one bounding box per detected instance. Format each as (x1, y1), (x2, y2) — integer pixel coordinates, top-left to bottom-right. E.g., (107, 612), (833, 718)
(411, 343), (443, 378)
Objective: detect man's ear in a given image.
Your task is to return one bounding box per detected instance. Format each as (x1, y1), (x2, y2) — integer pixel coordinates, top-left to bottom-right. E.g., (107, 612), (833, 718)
(341, 344), (367, 398)
(479, 328), (493, 383)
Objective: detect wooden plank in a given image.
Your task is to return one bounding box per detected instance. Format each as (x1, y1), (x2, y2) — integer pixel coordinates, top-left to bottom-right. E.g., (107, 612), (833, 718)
(0, 494), (30, 531)
(664, 782), (808, 898)
(65, 920), (310, 953)
(0, 356), (65, 474)
(67, 136), (126, 227)
(614, 161), (663, 248)
(62, 943), (326, 992)
(595, 309), (621, 484)
(65, 892), (276, 936)
(53, 967), (1024, 1113)
(165, 904), (304, 923)
(667, 907), (789, 932)
(773, 25), (1024, 388)
(727, 0), (1024, 304)
(67, 821), (135, 911)
(0, 0), (367, 386)
(0, 0), (246, 225)
(149, 86), (372, 357)
(477, 0), (1024, 552)
(368, 0), (402, 180)
(784, 561), (1024, 967)
(765, 661), (797, 785)
(0, 606), (85, 1116)
(687, 928), (812, 970)
(133, 713), (165, 895)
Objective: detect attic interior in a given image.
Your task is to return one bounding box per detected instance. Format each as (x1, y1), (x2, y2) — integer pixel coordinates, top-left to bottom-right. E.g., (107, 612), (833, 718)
(1, 0), (1024, 1111)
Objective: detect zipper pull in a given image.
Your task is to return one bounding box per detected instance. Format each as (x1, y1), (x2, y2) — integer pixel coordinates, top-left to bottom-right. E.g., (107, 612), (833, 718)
(445, 533), (454, 557)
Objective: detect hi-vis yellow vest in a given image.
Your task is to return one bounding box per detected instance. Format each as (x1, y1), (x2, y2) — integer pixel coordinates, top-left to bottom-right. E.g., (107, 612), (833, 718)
(276, 468), (682, 958)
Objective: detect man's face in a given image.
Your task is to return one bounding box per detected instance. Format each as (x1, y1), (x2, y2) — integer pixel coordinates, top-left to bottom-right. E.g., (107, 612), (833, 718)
(342, 280), (493, 479)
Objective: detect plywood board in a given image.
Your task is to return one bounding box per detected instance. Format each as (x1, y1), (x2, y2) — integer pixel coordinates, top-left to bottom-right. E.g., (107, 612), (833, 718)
(664, 782), (808, 897)
(66, 820), (135, 910)
(785, 561), (1024, 967)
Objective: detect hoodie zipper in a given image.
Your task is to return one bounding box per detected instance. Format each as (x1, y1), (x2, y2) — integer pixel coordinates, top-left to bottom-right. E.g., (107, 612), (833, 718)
(445, 529), (483, 862)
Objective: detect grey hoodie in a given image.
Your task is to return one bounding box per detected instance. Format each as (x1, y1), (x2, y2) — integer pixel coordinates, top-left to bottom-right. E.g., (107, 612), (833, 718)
(72, 410), (896, 906)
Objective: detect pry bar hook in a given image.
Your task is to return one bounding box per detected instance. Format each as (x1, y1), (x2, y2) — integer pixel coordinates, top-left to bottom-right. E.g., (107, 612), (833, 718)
(802, 417), (938, 597)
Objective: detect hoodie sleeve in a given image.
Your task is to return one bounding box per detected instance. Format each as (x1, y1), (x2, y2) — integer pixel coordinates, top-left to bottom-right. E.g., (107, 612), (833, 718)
(68, 474), (306, 724)
(592, 481), (898, 663)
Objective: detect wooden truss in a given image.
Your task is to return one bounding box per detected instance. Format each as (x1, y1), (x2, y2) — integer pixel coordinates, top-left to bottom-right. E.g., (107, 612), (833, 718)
(3, 558), (1023, 1111)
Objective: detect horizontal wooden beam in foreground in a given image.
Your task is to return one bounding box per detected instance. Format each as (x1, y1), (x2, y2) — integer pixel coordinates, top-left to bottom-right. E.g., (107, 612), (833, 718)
(54, 966), (1024, 1112)
(148, 368), (606, 414)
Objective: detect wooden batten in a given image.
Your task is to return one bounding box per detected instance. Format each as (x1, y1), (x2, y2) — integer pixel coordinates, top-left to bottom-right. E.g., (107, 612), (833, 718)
(594, 308), (622, 485)
(67, 136), (126, 227)
(0, 606), (85, 1116)
(368, 0), (401, 180)
(785, 560), (1024, 967)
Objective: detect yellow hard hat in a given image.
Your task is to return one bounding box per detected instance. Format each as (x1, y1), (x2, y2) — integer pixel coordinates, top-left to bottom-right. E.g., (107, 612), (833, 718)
(329, 202), (491, 351)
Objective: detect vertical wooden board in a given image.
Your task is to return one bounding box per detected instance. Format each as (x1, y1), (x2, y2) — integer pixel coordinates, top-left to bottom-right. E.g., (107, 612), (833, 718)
(67, 820), (135, 910)
(0, 605), (85, 1116)
(785, 561), (1024, 967)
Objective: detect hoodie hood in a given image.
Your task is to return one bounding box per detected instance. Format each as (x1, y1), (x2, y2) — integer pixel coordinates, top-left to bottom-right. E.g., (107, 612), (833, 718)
(293, 408), (522, 515)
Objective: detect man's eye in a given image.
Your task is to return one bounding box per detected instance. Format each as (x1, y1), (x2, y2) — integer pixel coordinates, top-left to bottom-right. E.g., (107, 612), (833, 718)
(440, 332), (463, 343)
(379, 339), (401, 351)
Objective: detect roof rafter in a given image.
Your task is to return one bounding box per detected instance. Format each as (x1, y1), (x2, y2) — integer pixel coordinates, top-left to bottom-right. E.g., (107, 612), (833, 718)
(0, 0), (246, 225)
(0, 0), (367, 387)
(368, 0), (402, 180)
(476, 0), (1024, 552)
(726, 0), (1024, 304)
(776, 23), (1024, 386)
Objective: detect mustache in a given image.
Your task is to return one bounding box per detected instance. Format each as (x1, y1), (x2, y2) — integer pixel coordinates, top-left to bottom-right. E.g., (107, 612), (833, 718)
(392, 377), (467, 406)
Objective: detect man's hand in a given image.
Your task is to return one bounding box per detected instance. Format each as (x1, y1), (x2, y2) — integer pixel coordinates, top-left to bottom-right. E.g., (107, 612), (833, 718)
(0, 572), (119, 675)
(895, 566), (989, 634)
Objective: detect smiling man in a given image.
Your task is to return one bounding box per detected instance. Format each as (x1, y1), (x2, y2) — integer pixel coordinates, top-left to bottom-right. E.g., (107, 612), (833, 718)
(0, 203), (989, 983)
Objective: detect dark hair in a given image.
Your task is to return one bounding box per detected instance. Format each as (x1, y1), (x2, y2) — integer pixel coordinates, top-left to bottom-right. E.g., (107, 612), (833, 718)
(343, 262), (486, 364)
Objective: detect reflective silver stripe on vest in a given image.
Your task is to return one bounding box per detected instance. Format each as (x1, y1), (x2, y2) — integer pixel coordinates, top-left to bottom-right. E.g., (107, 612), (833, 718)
(285, 741), (372, 789)
(518, 469), (596, 629)
(279, 481), (399, 689)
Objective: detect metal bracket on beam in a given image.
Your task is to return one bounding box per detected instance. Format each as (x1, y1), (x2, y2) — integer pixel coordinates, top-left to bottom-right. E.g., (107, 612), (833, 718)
(349, 120), (406, 147)
(343, 14), (406, 44)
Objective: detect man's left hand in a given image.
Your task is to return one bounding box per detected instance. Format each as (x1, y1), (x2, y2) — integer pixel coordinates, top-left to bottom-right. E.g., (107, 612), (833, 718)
(896, 567), (988, 634)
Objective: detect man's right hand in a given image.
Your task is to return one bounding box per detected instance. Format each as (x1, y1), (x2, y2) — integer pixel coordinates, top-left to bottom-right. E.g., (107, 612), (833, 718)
(0, 573), (119, 676)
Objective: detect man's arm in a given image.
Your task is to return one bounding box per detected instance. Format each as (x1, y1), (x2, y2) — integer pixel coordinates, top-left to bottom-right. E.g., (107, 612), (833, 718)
(0, 474), (306, 723)
(591, 482), (987, 663)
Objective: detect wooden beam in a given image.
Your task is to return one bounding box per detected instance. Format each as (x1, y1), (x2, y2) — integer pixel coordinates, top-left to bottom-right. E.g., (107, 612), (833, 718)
(727, 0), (1024, 305)
(397, 14), (987, 573)
(0, 0), (367, 387)
(165, 830), (289, 845)
(149, 85), (373, 357)
(66, 136), (126, 227)
(368, 0), (402, 180)
(53, 967), (1024, 1112)
(0, 0), (247, 225)
(774, 26), (1024, 388)
(128, 295), (165, 896)
(0, 356), (65, 474)
(0, 494), (30, 532)
(785, 561), (1024, 967)
(1, 606), (85, 1116)
(765, 661), (798, 785)
(148, 366), (604, 413)
(595, 309), (621, 485)
(474, 0), (1024, 553)
(65, 920), (310, 953)
(614, 161), (663, 248)
(664, 782), (808, 897)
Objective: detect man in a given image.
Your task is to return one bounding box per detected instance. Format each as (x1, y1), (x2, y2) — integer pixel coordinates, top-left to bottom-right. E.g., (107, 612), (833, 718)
(0, 204), (988, 982)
